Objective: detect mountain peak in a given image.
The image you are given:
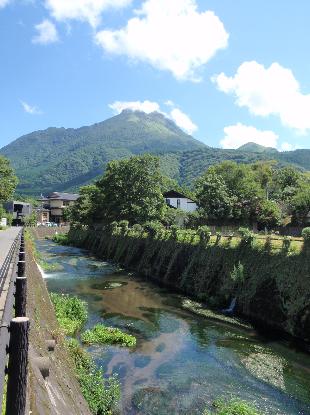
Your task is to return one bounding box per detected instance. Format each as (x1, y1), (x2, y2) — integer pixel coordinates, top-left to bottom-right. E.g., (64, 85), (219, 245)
(238, 142), (278, 153)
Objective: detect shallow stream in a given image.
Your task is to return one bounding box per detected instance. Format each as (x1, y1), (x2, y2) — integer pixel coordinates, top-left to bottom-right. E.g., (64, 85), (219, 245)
(36, 239), (310, 415)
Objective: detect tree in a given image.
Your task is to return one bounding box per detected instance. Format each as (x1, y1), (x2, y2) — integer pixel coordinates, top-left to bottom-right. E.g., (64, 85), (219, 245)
(94, 155), (166, 225)
(256, 200), (282, 229)
(195, 169), (234, 221)
(66, 185), (100, 224)
(0, 156), (18, 203)
(291, 185), (310, 224)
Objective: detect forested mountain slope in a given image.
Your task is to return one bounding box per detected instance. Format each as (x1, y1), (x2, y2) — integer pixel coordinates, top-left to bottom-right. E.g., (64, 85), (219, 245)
(1, 110), (310, 195)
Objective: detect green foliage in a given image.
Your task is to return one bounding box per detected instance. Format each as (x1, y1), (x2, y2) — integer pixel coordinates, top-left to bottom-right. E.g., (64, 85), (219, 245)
(81, 324), (136, 347)
(231, 262), (244, 284)
(302, 227), (310, 241)
(144, 221), (164, 239)
(291, 185), (310, 224)
(256, 200), (281, 228)
(238, 227), (254, 244)
(51, 233), (71, 245)
(94, 155), (166, 225)
(203, 399), (261, 415)
(66, 339), (120, 415)
(0, 155), (18, 203)
(197, 226), (212, 246)
(50, 293), (87, 336)
(22, 212), (37, 227)
(282, 236), (292, 254)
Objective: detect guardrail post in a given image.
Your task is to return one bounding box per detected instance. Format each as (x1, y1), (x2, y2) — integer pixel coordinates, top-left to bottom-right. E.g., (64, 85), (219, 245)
(5, 317), (30, 415)
(15, 277), (27, 317)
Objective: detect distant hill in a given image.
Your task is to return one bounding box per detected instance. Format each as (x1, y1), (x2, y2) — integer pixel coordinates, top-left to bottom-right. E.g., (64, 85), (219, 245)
(1, 111), (309, 195)
(238, 142), (278, 154)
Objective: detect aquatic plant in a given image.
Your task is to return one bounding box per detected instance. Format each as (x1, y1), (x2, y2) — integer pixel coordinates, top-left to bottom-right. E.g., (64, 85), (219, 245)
(81, 324), (136, 347)
(50, 293), (88, 336)
(66, 338), (120, 415)
(203, 399), (261, 415)
(51, 233), (71, 245)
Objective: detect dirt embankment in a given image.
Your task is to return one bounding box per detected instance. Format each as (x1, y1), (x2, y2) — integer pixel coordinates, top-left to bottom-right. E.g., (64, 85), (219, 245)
(26, 234), (91, 415)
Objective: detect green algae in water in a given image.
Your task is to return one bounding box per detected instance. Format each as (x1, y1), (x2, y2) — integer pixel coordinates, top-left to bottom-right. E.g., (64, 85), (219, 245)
(91, 281), (127, 290)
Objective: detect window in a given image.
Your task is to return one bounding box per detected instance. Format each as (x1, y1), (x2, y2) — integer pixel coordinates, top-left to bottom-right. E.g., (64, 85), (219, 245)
(177, 199), (181, 208)
(166, 199), (170, 205)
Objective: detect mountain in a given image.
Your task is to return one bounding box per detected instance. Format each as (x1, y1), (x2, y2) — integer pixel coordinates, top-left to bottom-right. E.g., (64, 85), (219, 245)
(0, 110), (204, 195)
(1, 111), (310, 195)
(238, 142), (278, 154)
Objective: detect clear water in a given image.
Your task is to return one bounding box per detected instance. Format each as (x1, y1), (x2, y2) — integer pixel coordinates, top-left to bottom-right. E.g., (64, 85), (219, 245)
(36, 239), (310, 415)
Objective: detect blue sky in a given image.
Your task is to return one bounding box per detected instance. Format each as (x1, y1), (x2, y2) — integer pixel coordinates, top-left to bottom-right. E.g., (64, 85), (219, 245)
(1, 0), (310, 151)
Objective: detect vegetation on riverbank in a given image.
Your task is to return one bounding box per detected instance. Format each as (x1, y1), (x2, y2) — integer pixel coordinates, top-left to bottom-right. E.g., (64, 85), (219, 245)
(66, 339), (120, 415)
(50, 233), (71, 245)
(81, 324), (136, 347)
(68, 227), (310, 343)
(50, 293), (88, 336)
(204, 399), (261, 415)
(25, 230), (63, 271)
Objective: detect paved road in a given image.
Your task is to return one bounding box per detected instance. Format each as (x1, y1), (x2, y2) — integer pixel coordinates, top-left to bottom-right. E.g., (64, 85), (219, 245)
(0, 227), (21, 268)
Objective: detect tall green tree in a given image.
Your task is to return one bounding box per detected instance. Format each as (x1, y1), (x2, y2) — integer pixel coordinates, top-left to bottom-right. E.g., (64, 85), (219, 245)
(94, 155), (166, 225)
(0, 155), (18, 203)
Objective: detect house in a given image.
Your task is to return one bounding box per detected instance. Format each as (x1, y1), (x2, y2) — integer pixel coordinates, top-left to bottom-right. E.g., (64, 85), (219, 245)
(35, 207), (50, 225)
(163, 190), (197, 212)
(38, 192), (79, 224)
(4, 201), (32, 226)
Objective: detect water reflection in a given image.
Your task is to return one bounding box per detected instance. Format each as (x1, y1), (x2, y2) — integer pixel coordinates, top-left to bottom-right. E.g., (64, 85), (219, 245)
(36, 239), (310, 415)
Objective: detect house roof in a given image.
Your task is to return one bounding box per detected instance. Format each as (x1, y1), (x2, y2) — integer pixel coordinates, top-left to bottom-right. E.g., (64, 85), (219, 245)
(45, 192), (79, 201)
(163, 190), (188, 199)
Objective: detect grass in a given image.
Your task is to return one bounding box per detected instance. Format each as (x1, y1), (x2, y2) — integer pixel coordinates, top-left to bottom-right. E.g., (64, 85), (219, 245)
(66, 338), (120, 415)
(50, 293), (88, 336)
(204, 399), (262, 415)
(50, 233), (71, 245)
(81, 324), (136, 347)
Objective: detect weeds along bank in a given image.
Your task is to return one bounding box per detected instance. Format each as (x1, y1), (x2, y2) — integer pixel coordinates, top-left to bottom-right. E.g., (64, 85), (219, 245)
(69, 227), (310, 343)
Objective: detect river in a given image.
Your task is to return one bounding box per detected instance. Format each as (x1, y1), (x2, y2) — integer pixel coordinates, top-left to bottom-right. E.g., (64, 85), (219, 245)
(35, 239), (310, 415)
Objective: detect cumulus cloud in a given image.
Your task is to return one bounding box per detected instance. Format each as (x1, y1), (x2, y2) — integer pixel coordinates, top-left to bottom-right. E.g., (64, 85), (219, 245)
(32, 19), (59, 44)
(109, 100), (197, 135)
(170, 108), (197, 135)
(109, 100), (160, 114)
(0, 0), (10, 8)
(220, 123), (278, 149)
(213, 61), (310, 133)
(95, 0), (228, 81)
(45, 0), (132, 27)
(20, 100), (42, 115)
(280, 142), (297, 152)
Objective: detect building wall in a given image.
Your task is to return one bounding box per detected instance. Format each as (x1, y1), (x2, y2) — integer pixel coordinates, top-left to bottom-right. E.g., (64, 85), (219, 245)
(165, 197), (197, 212)
(49, 200), (63, 208)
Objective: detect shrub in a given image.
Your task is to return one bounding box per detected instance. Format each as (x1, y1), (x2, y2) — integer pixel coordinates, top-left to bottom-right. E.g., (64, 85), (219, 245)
(131, 223), (143, 235)
(66, 339), (120, 414)
(170, 225), (180, 241)
(110, 221), (119, 235)
(50, 293), (87, 336)
(215, 232), (222, 245)
(197, 226), (212, 246)
(118, 220), (129, 235)
(81, 324), (136, 347)
(51, 233), (70, 245)
(302, 227), (310, 242)
(230, 262), (244, 284)
(282, 236), (292, 253)
(238, 227), (254, 245)
(144, 221), (164, 239)
(203, 398), (261, 415)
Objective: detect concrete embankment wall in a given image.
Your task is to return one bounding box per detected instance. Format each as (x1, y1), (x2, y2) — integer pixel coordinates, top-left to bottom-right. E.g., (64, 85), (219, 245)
(26, 232), (91, 415)
(69, 228), (310, 343)
(31, 226), (70, 239)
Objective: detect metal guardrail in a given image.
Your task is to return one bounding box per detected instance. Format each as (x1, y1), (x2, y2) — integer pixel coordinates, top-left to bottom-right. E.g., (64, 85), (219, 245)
(0, 229), (29, 415)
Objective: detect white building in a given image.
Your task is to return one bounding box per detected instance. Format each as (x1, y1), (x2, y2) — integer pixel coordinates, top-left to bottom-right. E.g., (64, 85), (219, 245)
(163, 190), (197, 212)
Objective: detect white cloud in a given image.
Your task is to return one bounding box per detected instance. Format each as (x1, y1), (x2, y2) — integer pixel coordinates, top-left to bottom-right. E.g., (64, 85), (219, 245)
(32, 19), (59, 44)
(220, 123), (278, 149)
(109, 100), (197, 135)
(213, 61), (310, 133)
(0, 0), (10, 8)
(280, 142), (297, 152)
(109, 100), (160, 114)
(95, 0), (229, 81)
(20, 100), (42, 115)
(45, 0), (132, 27)
(170, 108), (197, 135)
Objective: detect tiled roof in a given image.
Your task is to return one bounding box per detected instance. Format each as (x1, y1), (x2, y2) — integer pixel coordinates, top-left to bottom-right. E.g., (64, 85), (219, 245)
(47, 192), (79, 201)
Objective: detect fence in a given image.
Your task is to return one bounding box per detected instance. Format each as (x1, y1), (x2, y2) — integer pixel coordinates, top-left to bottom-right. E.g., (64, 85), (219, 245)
(0, 230), (29, 415)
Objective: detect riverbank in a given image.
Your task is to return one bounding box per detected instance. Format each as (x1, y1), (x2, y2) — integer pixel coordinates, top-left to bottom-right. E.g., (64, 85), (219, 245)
(68, 227), (310, 344)
(25, 234), (91, 414)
